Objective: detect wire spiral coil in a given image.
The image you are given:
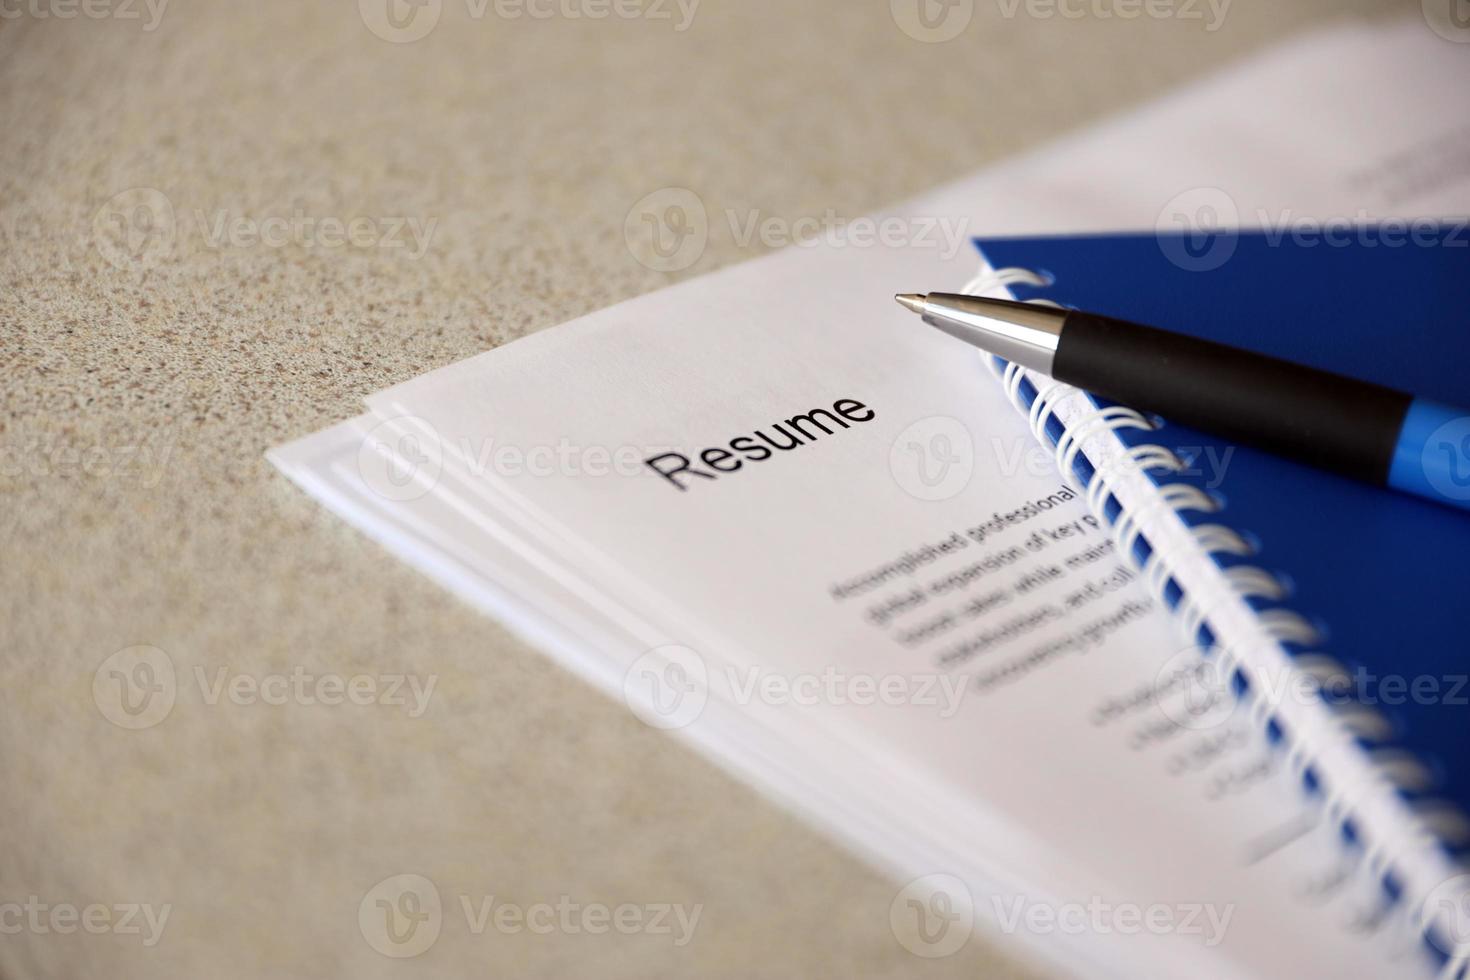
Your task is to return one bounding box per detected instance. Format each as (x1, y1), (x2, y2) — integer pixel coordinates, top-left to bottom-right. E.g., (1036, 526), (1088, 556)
(966, 266), (1470, 976)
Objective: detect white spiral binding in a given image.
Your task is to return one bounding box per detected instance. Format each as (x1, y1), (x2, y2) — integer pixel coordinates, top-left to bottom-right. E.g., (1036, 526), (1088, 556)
(966, 266), (1470, 972)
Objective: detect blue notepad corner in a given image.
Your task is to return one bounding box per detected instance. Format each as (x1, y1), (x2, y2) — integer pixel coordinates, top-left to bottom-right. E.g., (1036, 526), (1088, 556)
(974, 229), (1470, 853)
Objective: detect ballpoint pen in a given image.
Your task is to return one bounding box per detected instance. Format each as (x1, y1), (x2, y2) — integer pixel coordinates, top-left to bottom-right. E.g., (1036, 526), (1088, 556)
(895, 292), (1470, 512)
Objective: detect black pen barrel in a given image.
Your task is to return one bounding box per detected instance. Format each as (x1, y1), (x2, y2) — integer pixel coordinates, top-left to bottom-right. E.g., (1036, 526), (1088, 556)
(1051, 311), (1414, 485)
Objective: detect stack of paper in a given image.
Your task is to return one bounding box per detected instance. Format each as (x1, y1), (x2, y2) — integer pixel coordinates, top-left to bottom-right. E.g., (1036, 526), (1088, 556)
(272, 22), (1466, 978)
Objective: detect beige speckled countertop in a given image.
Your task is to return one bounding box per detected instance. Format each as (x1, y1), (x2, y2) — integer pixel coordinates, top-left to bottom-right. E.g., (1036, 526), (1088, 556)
(0, 0), (1426, 975)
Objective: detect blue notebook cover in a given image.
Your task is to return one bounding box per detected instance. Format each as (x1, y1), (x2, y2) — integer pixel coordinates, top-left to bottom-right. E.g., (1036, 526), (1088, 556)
(974, 230), (1470, 869)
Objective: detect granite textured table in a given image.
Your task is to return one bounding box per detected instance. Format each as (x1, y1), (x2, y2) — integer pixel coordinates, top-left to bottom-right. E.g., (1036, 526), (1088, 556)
(0, 0), (1427, 975)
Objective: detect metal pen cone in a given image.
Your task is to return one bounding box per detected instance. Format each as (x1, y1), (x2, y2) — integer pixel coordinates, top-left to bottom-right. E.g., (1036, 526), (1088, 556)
(895, 292), (1067, 375)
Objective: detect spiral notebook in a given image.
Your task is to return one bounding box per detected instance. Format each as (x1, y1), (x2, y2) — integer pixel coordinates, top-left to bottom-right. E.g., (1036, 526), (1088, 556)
(972, 228), (1470, 966)
(268, 21), (1470, 979)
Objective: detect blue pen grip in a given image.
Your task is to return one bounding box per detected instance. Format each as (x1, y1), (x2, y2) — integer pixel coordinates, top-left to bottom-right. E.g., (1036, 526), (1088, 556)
(1388, 399), (1470, 511)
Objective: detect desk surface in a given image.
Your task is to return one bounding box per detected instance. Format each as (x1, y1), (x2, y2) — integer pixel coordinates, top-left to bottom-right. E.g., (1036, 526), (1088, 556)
(1, 0), (1420, 975)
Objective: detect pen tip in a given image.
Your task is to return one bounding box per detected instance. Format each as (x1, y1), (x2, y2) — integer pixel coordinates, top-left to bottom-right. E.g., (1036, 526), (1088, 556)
(894, 293), (927, 315)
